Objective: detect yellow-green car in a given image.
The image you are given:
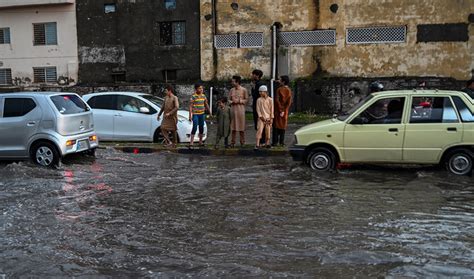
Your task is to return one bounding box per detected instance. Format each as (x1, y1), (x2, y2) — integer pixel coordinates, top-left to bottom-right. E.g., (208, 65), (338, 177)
(290, 90), (474, 175)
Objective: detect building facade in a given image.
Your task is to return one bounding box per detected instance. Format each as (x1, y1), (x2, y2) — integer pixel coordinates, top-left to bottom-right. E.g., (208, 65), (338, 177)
(76, 0), (201, 84)
(0, 0), (78, 86)
(200, 0), (474, 81)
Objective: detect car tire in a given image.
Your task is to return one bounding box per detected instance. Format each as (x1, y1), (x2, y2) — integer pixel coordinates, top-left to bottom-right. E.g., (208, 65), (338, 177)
(445, 149), (473, 176)
(307, 147), (337, 171)
(84, 148), (96, 156)
(30, 141), (60, 167)
(153, 128), (179, 143)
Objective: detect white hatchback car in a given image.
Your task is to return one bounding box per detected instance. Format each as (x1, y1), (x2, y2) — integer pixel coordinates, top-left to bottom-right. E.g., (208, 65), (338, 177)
(82, 92), (207, 143)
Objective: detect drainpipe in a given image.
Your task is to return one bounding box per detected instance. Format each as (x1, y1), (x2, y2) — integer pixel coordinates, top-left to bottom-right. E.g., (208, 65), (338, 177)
(212, 0), (218, 80)
(271, 24), (277, 80)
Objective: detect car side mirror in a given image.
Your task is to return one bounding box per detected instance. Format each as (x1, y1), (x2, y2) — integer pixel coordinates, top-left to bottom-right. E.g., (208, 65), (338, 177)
(351, 116), (368, 125)
(139, 107), (150, 114)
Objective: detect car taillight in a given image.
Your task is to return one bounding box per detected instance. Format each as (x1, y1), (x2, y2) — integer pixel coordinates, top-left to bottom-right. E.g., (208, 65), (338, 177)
(66, 140), (76, 146)
(89, 135), (97, 141)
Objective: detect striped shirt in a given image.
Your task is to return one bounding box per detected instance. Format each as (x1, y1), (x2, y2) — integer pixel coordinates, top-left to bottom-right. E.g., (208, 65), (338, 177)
(191, 93), (207, 115)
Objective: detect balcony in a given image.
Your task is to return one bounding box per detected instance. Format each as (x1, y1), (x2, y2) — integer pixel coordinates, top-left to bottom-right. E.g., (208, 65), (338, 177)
(0, 0), (74, 9)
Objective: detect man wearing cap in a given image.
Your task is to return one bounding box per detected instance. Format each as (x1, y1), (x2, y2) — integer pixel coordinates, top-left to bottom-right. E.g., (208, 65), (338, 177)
(255, 85), (274, 149)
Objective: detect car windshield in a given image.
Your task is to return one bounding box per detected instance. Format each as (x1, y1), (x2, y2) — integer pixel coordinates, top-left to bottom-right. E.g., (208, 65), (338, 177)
(337, 94), (374, 121)
(50, 94), (89, 114)
(141, 95), (164, 107)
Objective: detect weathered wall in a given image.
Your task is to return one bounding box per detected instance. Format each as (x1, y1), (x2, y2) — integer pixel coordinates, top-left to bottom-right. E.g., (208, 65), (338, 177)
(76, 0), (201, 84)
(201, 0), (473, 81)
(317, 0), (474, 80)
(0, 3), (79, 85)
(200, 0), (320, 81)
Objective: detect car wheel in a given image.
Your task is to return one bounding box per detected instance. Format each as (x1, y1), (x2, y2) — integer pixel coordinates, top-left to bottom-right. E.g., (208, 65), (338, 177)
(307, 147), (337, 171)
(153, 128), (180, 143)
(445, 149), (473, 176)
(84, 148), (96, 156)
(31, 142), (60, 167)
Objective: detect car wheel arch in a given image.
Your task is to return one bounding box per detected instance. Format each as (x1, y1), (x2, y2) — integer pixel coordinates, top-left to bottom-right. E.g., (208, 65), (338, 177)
(440, 145), (474, 164)
(304, 142), (341, 163)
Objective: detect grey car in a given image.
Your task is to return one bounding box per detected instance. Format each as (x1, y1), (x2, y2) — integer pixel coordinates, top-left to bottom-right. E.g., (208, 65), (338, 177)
(0, 92), (98, 166)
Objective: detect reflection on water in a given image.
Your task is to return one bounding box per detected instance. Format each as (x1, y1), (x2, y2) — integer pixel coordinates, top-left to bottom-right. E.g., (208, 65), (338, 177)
(0, 149), (473, 277)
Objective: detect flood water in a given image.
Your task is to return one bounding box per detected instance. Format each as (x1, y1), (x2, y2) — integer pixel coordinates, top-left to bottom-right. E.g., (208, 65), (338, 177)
(0, 148), (473, 278)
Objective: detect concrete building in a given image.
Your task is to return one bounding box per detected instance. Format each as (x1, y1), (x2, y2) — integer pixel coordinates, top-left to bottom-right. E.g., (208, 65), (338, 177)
(200, 0), (474, 81)
(0, 0), (78, 86)
(76, 0), (201, 84)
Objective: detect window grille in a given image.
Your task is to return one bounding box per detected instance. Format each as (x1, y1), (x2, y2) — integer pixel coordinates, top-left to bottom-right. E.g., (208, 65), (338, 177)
(33, 22), (57, 45)
(214, 34), (238, 49)
(0, 28), (11, 44)
(240, 32), (264, 48)
(347, 26), (406, 44)
(279, 30), (336, 46)
(160, 21), (185, 45)
(0, 69), (12, 85)
(33, 67), (57, 83)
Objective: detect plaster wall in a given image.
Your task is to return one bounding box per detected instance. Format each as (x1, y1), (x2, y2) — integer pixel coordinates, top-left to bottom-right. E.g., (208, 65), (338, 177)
(0, 3), (78, 84)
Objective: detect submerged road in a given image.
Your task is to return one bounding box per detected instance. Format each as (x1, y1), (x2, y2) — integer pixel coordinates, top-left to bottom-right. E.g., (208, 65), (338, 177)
(0, 148), (473, 277)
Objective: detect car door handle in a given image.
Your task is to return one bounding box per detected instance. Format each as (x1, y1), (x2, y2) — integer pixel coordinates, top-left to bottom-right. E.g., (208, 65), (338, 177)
(447, 127), (457, 132)
(388, 128), (398, 132)
(114, 114), (122, 117)
(27, 121), (36, 126)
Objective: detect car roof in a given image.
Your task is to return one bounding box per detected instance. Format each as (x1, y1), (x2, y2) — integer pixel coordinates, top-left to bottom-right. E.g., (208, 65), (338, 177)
(371, 89), (467, 97)
(83, 91), (152, 97)
(0, 91), (76, 96)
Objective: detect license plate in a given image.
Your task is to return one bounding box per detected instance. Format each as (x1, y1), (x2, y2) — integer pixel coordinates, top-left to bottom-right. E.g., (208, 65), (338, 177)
(77, 140), (88, 151)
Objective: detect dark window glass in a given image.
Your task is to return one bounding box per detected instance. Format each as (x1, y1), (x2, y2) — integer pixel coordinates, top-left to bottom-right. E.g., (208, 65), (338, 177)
(410, 97), (458, 123)
(162, 69), (177, 81)
(352, 97), (405, 124)
(452, 96), (474, 122)
(104, 3), (116, 13)
(3, 98), (36, 118)
(160, 21), (185, 45)
(33, 22), (57, 45)
(164, 0), (176, 10)
(33, 67), (57, 83)
(87, 95), (117, 110)
(117, 96), (156, 114)
(50, 95), (89, 115)
(0, 27), (11, 44)
(0, 68), (13, 85)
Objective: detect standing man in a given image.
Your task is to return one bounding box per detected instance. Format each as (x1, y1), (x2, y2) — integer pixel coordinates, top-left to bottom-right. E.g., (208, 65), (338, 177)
(157, 85), (179, 147)
(229, 75), (248, 147)
(255, 85), (273, 149)
(273, 75), (292, 146)
(251, 69), (266, 144)
(462, 79), (474, 98)
(189, 83), (210, 147)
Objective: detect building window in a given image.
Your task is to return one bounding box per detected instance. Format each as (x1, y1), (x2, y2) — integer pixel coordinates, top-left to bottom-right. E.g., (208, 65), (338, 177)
(164, 0), (176, 10)
(162, 69), (177, 82)
(33, 67), (57, 83)
(0, 69), (12, 85)
(0, 28), (11, 44)
(104, 3), (116, 14)
(33, 22), (57, 45)
(160, 21), (185, 45)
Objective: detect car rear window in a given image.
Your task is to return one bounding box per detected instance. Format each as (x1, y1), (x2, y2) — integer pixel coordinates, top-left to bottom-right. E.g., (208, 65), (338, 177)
(50, 94), (89, 115)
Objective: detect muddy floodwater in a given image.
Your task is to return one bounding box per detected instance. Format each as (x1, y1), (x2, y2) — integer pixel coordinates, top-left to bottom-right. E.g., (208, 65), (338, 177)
(0, 148), (473, 278)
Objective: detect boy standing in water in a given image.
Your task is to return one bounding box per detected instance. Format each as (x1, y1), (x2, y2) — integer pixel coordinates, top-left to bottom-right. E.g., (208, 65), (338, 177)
(189, 84), (210, 147)
(255, 85), (273, 149)
(214, 97), (231, 149)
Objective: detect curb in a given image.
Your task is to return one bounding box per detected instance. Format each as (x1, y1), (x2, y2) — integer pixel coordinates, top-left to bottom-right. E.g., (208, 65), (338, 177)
(108, 145), (289, 157)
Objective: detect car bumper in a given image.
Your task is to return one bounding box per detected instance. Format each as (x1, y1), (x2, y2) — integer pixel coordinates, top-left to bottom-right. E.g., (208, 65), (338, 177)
(289, 145), (306, 161)
(58, 131), (99, 156)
